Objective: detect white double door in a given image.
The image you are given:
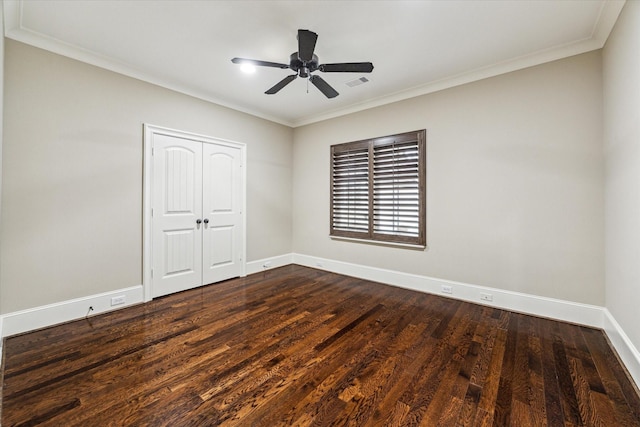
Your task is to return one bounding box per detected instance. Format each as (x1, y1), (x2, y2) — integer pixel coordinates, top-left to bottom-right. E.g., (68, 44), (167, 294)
(152, 133), (243, 298)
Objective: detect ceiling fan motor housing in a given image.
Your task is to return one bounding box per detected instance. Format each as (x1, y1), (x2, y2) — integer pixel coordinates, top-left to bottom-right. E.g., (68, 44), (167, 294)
(290, 52), (319, 78)
(231, 29), (373, 98)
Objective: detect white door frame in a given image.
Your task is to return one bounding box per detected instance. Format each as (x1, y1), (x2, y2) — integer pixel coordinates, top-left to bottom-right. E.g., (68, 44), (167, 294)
(143, 124), (247, 302)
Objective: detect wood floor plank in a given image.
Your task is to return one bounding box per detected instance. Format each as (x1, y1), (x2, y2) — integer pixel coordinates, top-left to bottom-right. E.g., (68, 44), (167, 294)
(552, 331), (584, 425)
(580, 326), (640, 426)
(493, 313), (519, 426)
(2, 265), (639, 426)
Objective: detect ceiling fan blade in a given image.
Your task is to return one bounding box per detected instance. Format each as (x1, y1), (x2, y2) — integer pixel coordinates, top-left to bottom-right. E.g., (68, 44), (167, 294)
(231, 57), (289, 69)
(297, 29), (318, 62)
(318, 62), (374, 73)
(265, 75), (298, 94)
(310, 75), (339, 98)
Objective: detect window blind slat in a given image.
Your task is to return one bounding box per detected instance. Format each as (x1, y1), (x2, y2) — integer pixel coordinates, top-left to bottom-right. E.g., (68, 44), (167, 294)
(372, 137), (421, 239)
(331, 130), (425, 246)
(330, 146), (370, 237)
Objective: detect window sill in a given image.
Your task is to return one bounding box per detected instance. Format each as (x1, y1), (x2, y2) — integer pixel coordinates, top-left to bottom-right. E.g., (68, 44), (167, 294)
(329, 235), (427, 251)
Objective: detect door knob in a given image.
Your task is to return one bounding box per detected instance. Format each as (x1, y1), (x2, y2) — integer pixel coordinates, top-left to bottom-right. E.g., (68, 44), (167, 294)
(196, 219), (202, 225)
(203, 218), (209, 224)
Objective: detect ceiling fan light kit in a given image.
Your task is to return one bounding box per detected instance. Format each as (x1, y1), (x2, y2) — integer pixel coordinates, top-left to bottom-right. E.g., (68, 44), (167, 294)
(231, 29), (374, 99)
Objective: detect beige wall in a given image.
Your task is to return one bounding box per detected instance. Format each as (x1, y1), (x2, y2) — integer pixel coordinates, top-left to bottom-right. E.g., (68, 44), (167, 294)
(292, 51), (604, 305)
(0, 36), (610, 317)
(1, 41), (293, 313)
(603, 2), (640, 350)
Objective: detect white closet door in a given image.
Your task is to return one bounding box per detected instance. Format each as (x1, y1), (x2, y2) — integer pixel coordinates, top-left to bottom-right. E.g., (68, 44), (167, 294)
(202, 143), (243, 285)
(152, 135), (203, 298)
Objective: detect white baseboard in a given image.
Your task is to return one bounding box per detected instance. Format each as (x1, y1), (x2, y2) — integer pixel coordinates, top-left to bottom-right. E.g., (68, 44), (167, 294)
(1, 254), (638, 390)
(0, 285), (144, 340)
(603, 309), (640, 388)
(245, 253), (294, 276)
(292, 252), (640, 389)
(292, 253), (604, 327)
(0, 256), (294, 344)
(0, 252), (297, 342)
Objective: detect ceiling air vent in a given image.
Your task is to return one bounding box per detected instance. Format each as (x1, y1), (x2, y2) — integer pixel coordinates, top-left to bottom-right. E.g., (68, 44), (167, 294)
(345, 77), (369, 87)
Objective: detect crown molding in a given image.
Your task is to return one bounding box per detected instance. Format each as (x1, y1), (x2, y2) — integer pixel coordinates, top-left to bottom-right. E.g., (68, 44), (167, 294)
(2, 0), (293, 127)
(2, 0), (625, 128)
(292, 0), (625, 127)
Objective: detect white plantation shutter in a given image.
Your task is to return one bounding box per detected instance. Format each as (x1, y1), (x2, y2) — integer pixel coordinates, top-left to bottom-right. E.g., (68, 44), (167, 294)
(330, 130), (426, 246)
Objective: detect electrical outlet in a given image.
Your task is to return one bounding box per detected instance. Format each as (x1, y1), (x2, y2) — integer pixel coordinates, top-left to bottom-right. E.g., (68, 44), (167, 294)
(441, 285), (453, 294)
(480, 293), (493, 302)
(111, 295), (126, 306)
(263, 261), (272, 269)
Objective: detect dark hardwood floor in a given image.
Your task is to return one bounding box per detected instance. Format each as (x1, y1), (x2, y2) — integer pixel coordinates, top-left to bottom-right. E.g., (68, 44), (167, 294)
(2, 265), (640, 426)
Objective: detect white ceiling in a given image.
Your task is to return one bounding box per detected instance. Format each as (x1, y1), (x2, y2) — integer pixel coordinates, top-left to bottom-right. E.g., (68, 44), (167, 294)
(3, 0), (625, 127)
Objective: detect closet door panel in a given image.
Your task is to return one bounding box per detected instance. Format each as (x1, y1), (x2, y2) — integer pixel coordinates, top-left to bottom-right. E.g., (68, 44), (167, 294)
(208, 226), (234, 266)
(152, 135), (203, 298)
(202, 143), (243, 285)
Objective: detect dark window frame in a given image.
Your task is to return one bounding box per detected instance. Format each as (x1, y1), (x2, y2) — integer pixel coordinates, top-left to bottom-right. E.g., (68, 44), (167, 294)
(330, 130), (426, 247)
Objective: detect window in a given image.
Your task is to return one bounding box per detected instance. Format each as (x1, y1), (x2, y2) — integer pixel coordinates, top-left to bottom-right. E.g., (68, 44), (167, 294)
(330, 130), (426, 247)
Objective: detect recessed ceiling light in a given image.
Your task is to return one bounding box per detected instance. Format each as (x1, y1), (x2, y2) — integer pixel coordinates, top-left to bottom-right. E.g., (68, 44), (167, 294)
(240, 63), (256, 74)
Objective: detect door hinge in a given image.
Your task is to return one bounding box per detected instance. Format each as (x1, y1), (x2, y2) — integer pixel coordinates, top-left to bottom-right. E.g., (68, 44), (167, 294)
(151, 269), (153, 278)
(152, 147), (155, 156)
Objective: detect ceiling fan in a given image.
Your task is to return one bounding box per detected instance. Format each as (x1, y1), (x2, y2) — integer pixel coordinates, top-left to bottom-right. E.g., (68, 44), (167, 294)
(231, 29), (374, 99)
